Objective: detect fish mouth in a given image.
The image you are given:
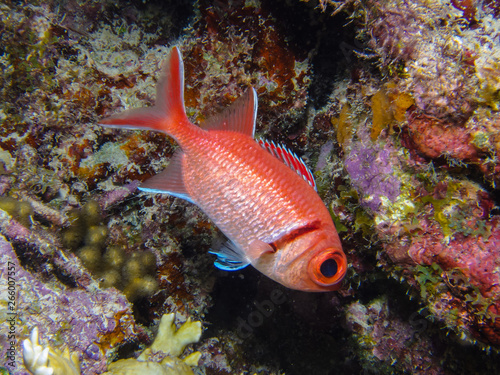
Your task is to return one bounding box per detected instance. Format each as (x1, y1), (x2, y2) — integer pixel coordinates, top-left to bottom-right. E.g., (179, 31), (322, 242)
(307, 248), (347, 287)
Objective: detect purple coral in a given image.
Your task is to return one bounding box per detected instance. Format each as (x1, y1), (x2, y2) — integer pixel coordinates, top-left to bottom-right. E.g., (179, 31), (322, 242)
(0, 236), (136, 375)
(345, 139), (400, 211)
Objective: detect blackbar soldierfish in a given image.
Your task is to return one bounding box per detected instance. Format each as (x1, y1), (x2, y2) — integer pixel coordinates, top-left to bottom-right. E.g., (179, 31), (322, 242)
(100, 47), (347, 292)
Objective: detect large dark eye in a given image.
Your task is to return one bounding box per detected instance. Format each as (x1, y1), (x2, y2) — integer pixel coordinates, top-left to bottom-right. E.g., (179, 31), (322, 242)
(308, 248), (347, 287)
(320, 258), (338, 278)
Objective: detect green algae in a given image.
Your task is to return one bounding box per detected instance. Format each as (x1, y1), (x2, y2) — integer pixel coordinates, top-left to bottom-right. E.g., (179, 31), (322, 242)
(414, 263), (443, 300)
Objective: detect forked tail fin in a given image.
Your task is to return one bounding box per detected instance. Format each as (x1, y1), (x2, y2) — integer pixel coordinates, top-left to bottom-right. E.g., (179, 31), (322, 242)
(99, 47), (193, 142)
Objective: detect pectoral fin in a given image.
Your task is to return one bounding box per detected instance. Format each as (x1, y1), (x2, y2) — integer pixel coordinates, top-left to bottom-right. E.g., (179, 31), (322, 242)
(209, 240), (250, 271)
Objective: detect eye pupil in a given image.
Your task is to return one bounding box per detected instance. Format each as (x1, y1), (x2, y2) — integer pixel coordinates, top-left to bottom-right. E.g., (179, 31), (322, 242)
(320, 258), (338, 278)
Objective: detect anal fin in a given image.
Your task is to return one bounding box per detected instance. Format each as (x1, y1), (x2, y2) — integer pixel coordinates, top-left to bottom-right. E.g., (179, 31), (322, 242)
(138, 150), (195, 204)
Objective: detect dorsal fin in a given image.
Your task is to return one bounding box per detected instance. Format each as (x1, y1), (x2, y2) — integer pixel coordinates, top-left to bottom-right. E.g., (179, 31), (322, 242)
(201, 88), (257, 137)
(257, 139), (317, 190)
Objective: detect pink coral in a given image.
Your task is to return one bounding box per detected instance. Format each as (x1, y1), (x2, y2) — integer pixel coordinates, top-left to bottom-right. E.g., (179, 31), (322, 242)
(405, 112), (479, 161)
(385, 215), (500, 346)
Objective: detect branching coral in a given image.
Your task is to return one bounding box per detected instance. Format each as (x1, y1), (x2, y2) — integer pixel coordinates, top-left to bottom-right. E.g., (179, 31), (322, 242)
(103, 313), (202, 375)
(23, 327), (80, 375)
(22, 313), (202, 375)
(141, 313), (202, 359)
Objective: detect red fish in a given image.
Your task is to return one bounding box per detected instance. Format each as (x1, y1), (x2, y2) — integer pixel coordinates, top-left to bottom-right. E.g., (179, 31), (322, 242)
(100, 47), (347, 292)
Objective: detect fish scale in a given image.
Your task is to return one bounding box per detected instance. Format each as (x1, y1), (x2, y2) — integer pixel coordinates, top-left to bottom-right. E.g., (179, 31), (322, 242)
(100, 46), (347, 291)
(183, 134), (317, 248)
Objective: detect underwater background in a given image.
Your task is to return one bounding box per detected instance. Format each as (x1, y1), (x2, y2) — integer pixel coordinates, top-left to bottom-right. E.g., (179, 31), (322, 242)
(1, 0), (500, 373)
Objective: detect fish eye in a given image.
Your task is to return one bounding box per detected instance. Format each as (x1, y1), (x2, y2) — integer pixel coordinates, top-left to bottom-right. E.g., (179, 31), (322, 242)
(320, 258), (338, 278)
(308, 248), (347, 287)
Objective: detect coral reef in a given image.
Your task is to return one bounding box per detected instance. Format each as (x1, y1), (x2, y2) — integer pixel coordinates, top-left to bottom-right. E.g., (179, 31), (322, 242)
(349, 0), (500, 348)
(384, 213), (500, 346)
(344, 132), (401, 211)
(346, 297), (440, 373)
(0, 234), (135, 374)
(176, 0), (313, 147)
(404, 112), (480, 161)
(61, 200), (159, 301)
(103, 313), (201, 375)
(21, 313), (201, 375)
(367, 0), (474, 120)
(23, 327), (80, 375)
(2, 0), (500, 374)
(366, 0), (500, 188)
